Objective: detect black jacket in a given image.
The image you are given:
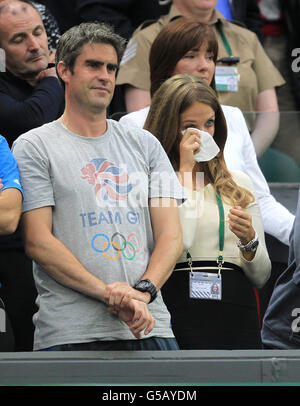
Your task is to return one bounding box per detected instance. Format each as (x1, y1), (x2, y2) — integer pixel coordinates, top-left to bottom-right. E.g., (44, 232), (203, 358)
(0, 71), (64, 147)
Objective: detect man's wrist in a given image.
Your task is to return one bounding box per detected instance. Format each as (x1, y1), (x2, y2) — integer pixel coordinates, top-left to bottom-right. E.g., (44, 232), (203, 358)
(133, 279), (157, 303)
(141, 291), (151, 304)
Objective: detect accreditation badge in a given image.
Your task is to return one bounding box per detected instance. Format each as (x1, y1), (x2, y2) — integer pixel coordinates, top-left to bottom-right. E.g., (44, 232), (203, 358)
(215, 66), (239, 92)
(189, 272), (222, 300)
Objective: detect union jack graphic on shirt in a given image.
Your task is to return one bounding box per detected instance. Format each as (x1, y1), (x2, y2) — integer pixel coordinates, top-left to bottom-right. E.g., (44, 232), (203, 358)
(81, 158), (133, 206)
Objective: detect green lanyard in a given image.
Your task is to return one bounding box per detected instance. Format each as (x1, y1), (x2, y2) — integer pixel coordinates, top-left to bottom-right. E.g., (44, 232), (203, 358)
(216, 191), (225, 276)
(216, 21), (233, 57)
(186, 191), (225, 277)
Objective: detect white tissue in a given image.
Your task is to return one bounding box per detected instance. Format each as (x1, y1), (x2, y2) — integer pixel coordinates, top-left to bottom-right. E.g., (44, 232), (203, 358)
(182, 128), (220, 162)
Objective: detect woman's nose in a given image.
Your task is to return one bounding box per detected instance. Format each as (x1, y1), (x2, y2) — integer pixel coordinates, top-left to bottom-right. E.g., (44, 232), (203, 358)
(196, 56), (209, 71)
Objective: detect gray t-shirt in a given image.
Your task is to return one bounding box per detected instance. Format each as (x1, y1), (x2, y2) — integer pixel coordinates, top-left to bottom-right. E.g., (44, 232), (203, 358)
(12, 119), (184, 350)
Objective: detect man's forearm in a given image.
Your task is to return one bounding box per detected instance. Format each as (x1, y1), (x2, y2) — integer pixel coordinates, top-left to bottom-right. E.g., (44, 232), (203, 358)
(138, 201), (183, 293)
(141, 231), (183, 291)
(0, 188), (22, 235)
(104, 231), (183, 307)
(24, 232), (108, 303)
(25, 230), (156, 337)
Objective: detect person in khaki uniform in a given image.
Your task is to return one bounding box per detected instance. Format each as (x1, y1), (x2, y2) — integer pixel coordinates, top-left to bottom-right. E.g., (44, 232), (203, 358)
(116, 0), (285, 157)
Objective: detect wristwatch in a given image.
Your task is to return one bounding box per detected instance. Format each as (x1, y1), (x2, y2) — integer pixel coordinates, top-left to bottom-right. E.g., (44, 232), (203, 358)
(237, 232), (259, 252)
(133, 279), (157, 303)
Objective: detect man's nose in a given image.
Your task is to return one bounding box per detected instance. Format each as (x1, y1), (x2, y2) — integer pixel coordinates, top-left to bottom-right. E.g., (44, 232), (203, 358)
(96, 66), (111, 81)
(27, 36), (40, 51)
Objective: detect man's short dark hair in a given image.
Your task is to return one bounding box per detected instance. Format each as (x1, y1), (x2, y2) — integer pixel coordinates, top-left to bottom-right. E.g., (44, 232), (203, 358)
(55, 22), (126, 84)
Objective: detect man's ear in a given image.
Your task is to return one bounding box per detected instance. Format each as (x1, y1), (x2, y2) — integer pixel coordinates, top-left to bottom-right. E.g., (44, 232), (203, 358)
(56, 60), (70, 84)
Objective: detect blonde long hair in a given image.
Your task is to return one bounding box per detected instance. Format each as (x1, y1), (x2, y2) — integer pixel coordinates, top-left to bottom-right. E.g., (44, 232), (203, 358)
(144, 74), (255, 208)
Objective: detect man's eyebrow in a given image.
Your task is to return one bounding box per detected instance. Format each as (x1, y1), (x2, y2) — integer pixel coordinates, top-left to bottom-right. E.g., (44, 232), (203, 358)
(85, 59), (118, 69)
(107, 62), (118, 69)
(85, 58), (102, 64)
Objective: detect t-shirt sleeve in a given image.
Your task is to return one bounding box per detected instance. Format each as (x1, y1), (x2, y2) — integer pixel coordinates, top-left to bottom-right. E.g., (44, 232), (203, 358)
(0, 136), (23, 194)
(12, 136), (55, 212)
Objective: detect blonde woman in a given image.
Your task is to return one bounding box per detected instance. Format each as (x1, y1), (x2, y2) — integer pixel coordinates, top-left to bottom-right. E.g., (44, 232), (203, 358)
(144, 74), (271, 350)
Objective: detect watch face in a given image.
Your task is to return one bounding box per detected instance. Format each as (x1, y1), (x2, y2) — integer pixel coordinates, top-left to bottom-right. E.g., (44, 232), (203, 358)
(246, 240), (259, 252)
(139, 281), (149, 289)
(134, 279), (157, 303)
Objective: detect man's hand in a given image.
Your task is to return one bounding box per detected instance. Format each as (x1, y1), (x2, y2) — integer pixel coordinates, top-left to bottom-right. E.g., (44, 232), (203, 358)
(107, 296), (155, 339)
(48, 49), (56, 64)
(104, 281), (151, 309)
(105, 282), (155, 338)
(35, 66), (58, 83)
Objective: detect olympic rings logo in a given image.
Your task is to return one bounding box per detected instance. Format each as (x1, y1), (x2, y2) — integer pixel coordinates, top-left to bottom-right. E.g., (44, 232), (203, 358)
(91, 232), (141, 261)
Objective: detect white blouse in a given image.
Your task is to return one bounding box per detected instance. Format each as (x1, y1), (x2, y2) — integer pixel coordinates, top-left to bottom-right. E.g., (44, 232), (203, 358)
(177, 170), (271, 288)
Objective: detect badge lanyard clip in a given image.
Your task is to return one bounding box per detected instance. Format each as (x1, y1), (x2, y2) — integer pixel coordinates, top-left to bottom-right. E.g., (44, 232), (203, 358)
(186, 250), (194, 276)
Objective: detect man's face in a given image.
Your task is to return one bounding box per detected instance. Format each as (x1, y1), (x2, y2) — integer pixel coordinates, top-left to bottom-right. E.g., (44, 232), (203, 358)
(62, 42), (118, 114)
(0, 3), (49, 80)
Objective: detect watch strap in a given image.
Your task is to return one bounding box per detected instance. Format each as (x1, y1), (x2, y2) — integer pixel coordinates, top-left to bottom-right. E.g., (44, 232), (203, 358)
(237, 232), (259, 252)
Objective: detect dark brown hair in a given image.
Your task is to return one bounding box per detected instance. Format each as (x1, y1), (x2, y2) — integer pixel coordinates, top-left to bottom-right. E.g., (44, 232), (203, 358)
(149, 16), (218, 97)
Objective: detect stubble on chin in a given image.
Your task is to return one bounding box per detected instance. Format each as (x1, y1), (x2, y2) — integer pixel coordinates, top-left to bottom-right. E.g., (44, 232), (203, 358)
(9, 57), (48, 83)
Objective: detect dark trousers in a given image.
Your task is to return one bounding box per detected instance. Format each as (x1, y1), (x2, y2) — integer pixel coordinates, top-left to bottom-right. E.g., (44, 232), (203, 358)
(0, 249), (37, 351)
(162, 264), (262, 350)
(41, 337), (179, 351)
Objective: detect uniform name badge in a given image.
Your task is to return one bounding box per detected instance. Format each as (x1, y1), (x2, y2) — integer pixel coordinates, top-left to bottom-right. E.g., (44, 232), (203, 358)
(215, 66), (239, 92)
(189, 272), (222, 300)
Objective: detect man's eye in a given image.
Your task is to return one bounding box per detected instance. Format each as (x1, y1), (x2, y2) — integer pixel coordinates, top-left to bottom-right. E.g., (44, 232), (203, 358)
(34, 29), (43, 36)
(12, 36), (24, 44)
(107, 65), (117, 72)
(87, 62), (99, 68)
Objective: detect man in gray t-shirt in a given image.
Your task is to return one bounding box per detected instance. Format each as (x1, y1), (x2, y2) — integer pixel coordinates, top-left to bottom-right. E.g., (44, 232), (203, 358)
(12, 22), (184, 351)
